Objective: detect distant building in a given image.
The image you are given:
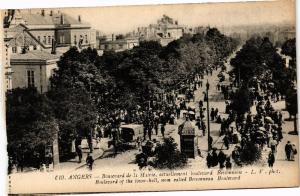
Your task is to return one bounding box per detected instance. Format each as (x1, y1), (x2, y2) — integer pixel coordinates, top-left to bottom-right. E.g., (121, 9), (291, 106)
(98, 34), (139, 53)
(10, 50), (60, 93)
(136, 15), (185, 46)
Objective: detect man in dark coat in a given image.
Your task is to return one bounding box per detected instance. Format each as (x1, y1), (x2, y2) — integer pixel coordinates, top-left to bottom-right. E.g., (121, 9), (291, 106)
(161, 123), (165, 138)
(211, 149), (219, 167)
(210, 108), (215, 121)
(206, 151), (213, 168)
(208, 136), (213, 150)
(218, 150), (227, 169)
(202, 121), (206, 136)
(225, 157), (232, 169)
(86, 153), (94, 170)
(285, 141), (293, 161)
(76, 145), (83, 163)
(223, 134), (230, 150)
(268, 151), (275, 168)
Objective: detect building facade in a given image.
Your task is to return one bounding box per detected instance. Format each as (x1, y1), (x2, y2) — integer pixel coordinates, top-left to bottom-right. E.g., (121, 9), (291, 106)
(5, 9), (96, 52)
(10, 50), (60, 93)
(3, 9), (96, 93)
(136, 15), (185, 46)
(98, 34), (139, 52)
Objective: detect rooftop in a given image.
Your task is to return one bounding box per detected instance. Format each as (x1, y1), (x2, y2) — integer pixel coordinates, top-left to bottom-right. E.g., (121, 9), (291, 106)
(22, 13), (85, 26)
(11, 50), (61, 61)
(8, 10), (90, 29)
(5, 25), (39, 47)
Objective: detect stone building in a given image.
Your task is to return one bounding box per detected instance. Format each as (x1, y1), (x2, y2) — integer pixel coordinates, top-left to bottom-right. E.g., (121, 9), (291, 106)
(136, 15), (185, 46)
(10, 50), (60, 93)
(5, 9), (96, 53)
(98, 34), (139, 53)
(3, 24), (43, 92)
(3, 9), (96, 93)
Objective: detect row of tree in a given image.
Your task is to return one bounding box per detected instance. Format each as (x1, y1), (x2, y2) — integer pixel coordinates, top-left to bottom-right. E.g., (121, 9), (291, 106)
(6, 28), (239, 163)
(230, 36), (297, 132)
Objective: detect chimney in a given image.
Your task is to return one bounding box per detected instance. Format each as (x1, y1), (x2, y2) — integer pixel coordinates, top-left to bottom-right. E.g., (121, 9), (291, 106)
(60, 14), (64, 24)
(78, 15), (81, 22)
(50, 10), (53, 16)
(41, 9), (45, 16)
(51, 38), (56, 54)
(112, 34), (115, 41)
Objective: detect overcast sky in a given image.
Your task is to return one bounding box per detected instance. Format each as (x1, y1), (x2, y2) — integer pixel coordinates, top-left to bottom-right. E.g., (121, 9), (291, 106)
(31, 0), (295, 34)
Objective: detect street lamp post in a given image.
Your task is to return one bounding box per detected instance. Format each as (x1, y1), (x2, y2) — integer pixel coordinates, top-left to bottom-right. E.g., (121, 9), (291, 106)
(206, 79), (211, 151)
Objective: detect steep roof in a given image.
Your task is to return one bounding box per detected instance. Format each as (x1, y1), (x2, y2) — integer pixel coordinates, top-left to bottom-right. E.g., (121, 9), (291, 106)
(22, 13), (85, 26)
(11, 11), (90, 29)
(11, 50), (61, 61)
(6, 25), (39, 47)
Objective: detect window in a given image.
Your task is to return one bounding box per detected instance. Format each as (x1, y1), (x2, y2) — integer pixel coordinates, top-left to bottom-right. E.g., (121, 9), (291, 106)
(85, 35), (88, 43)
(43, 36), (46, 44)
(60, 34), (65, 44)
(12, 47), (17, 53)
(48, 36), (51, 44)
(74, 35), (77, 45)
(37, 36), (41, 42)
(27, 70), (35, 87)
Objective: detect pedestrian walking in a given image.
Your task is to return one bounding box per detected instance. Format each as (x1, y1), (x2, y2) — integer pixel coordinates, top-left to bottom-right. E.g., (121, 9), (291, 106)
(199, 80), (203, 87)
(148, 128), (152, 141)
(223, 134), (230, 150)
(176, 106), (181, 119)
(208, 136), (213, 149)
(225, 157), (232, 169)
(76, 145), (82, 163)
(154, 116), (159, 135)
(202, 122), (206, 136)
(268, 151), (275, 168)
(270, 139), (278, 154)
(161, 123), (165, 138)
(86, 153), (94, 170)
(291, 144), (297, 161)
(218, 150), (227, 169)
(217, 83), (221, 91)
(214, 108), (219, 119)
(206, 150), (213, 168)
(285, 141), (293, 161)
(210, 108), (215, 121)
(211, 148), (219, 167)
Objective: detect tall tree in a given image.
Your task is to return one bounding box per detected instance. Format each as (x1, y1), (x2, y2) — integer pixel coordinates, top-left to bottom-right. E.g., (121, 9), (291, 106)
(6, 88), (57, 167)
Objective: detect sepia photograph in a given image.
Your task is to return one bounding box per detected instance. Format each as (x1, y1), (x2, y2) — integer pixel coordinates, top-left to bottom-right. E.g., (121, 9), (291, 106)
(1, 0), (299, 194)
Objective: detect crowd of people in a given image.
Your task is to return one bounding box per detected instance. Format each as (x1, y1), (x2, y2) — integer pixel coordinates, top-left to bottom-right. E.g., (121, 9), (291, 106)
(204, 68), (298, 169)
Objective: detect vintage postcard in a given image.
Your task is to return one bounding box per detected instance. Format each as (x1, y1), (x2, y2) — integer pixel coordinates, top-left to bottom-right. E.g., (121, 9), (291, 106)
(1, 0), (299, 194)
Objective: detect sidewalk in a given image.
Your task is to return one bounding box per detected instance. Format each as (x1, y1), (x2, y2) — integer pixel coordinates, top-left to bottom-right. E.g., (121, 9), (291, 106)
(56, 138), (112, 172)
